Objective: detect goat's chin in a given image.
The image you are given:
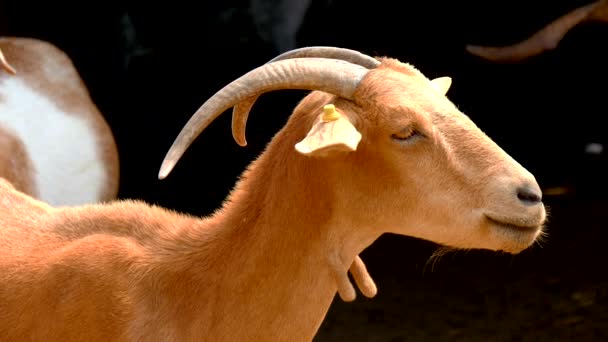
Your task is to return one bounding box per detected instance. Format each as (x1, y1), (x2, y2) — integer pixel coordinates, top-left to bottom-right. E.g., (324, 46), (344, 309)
(474, 208), (546, 254)
(486, 220), (545, 254)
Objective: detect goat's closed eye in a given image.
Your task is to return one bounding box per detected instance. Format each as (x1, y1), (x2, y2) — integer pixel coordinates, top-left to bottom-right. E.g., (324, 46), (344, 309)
(391, 127), (423, 143)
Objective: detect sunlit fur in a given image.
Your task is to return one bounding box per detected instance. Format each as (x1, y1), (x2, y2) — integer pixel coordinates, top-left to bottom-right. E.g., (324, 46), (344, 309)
(0, 57), (545, 341)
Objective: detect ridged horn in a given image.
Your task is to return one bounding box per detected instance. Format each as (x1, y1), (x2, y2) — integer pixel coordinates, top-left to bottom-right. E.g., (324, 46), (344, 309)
(159, 57), (370, 179)
(266, 46), (380, 68)
(233, 47), (380, 146)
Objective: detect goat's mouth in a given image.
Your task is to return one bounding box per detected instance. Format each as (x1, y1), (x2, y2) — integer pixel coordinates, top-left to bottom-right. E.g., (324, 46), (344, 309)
(485, 215), (541, 233)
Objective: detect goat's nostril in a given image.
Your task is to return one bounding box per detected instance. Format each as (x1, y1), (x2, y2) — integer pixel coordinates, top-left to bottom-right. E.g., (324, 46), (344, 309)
(516, 186), (542, 204)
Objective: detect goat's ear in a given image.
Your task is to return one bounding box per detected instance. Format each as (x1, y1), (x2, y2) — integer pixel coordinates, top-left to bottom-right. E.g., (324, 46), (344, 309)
(295, 104), (362, 157)
(430, 76), (452, 95)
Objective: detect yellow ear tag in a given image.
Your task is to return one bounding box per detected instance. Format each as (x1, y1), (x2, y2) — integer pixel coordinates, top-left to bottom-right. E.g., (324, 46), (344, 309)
(295, 104), (362, 157)
(322, 104), (341, 122)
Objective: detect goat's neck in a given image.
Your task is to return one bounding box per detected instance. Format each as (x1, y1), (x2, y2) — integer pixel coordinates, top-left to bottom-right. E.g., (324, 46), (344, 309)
(191, 137), (378, 340)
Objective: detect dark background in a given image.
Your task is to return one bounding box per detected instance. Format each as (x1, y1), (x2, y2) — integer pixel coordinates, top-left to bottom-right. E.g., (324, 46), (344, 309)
(2, 1), (607, 340)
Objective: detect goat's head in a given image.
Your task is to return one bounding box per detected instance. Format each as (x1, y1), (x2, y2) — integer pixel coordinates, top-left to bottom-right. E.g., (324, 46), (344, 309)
(159, 47), (546, 254)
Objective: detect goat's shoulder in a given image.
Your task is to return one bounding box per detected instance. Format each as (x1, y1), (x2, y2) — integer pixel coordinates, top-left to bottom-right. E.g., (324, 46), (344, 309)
(0, 183), (200, 258)
(0, 179), (55, 263)
(51, 199), (204, 250)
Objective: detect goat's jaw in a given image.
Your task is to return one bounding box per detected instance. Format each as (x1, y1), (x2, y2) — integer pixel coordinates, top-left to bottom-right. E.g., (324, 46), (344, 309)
(397, 204), (546, 255)
(484, 217), (545, 254)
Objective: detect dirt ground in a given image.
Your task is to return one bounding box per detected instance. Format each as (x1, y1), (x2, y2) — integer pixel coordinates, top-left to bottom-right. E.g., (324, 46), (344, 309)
(314, 194), (608, 341)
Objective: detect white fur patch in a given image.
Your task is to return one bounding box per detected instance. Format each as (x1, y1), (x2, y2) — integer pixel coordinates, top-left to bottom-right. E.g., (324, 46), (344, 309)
(0, 77), (106, 206)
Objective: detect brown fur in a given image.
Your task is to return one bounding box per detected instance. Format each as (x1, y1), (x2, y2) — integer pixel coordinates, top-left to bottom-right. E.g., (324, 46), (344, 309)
(0, 37), (119, 201)
(0, 57), (545, 341)
(0, 124), (37, 196)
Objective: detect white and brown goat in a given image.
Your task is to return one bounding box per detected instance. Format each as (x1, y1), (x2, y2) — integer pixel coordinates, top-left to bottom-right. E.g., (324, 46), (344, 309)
(0, 47), (546, 341)
(0, 37), (118, 206)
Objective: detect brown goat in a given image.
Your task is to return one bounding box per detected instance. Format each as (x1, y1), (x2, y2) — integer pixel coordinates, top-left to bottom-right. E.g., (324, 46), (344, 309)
(0, 37), (119, 205)
(0, 47), (546, 341)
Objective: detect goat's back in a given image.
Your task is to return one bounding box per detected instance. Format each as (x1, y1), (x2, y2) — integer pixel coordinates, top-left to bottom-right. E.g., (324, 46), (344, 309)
(0, 178), (138, 341)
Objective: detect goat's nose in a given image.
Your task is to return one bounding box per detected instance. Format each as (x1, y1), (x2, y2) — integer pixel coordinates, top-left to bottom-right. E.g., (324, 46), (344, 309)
(516, 186), (542, 205)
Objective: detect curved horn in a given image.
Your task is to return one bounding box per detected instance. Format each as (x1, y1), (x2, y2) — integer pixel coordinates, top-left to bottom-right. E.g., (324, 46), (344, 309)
(267, 46), (380, 68)
(233, 47), (380, 146)
(0, 49), (17, 75)
(466, 1), (601, 62)
(159, 57), (370, 179)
